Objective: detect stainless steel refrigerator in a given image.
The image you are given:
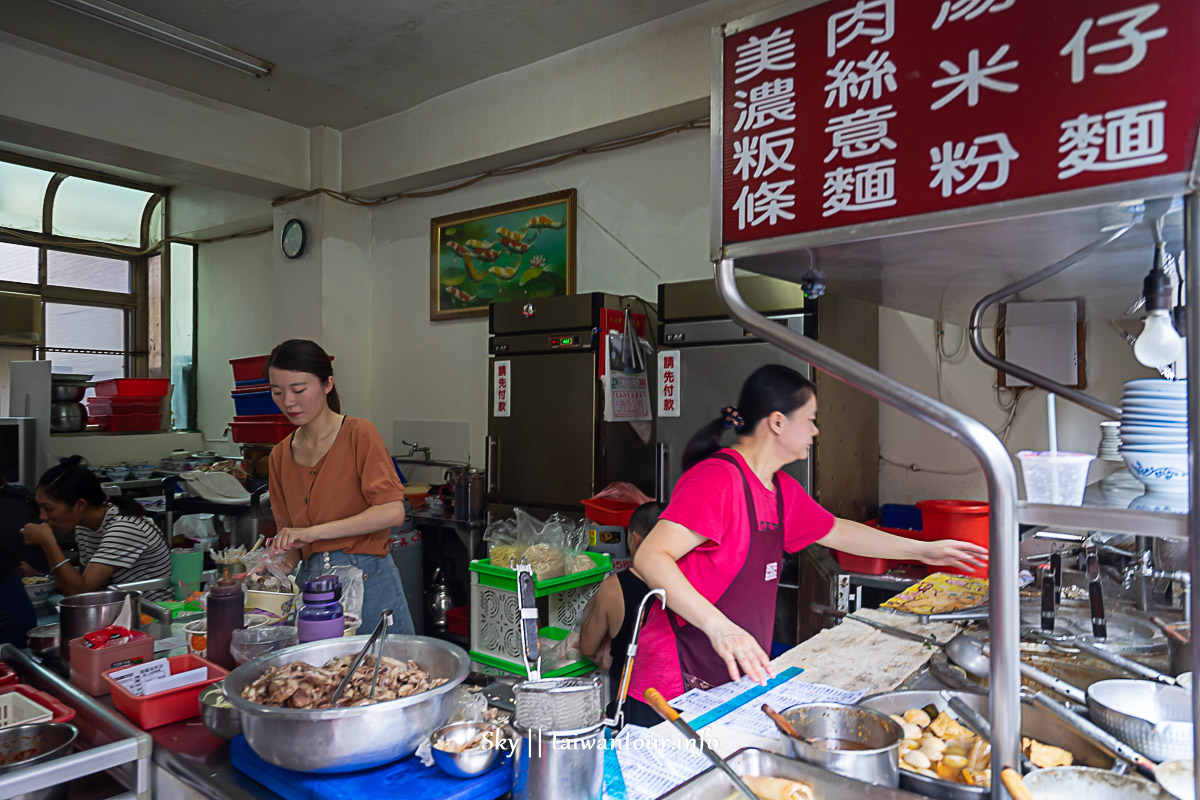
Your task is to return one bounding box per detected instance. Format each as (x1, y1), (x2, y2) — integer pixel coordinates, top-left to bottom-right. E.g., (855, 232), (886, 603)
(486, 293), (657, 519)
(655, 275), (814, 498)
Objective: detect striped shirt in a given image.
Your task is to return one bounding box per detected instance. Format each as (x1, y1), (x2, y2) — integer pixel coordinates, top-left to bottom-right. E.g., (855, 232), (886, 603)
(74, 507), (172, 601)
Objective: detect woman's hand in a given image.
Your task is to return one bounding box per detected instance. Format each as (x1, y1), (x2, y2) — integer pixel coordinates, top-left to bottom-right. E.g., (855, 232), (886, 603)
(21, 522), (54, 550)
(273, 527), (317, 551)
(708, 622), (774, 686)
(919, 539), (989, 572)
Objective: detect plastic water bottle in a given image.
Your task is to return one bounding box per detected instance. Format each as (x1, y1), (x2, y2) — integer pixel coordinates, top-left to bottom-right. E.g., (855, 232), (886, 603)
(297, 575), (345, 643)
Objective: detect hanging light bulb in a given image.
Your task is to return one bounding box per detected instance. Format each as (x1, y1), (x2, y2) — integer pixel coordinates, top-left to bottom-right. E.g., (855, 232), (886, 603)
(1133, 241), (1184, 368)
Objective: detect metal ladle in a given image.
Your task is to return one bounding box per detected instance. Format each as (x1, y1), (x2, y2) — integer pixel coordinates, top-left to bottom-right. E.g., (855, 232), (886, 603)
(946, 634), (1089, 705)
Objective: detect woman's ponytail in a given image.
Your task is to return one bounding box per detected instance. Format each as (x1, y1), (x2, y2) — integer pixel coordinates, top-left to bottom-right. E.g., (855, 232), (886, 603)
(682, 417), (729, 473)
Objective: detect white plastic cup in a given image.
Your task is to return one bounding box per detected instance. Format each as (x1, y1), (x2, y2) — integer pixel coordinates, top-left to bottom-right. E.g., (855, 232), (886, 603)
(1017, 451), (1095, 505)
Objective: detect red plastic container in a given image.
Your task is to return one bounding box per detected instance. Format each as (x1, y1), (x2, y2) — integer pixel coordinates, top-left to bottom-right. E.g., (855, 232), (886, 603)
(94, 378), (169, 397)
(0, 685), (76, 725)
(102, 654), (227, 729)
(92, 413), (163, 432)
(0, 664), (16, 688)
(69, 635), (155, 696)
(229, 415), (295, 444)
(87, 396), (161, 415)
(916, 499), (990, 578)
(581, 497), (638, 527)
(446, 606), (468, 637)
(230, 355), (270, 383)
(831, 519), (925, 575)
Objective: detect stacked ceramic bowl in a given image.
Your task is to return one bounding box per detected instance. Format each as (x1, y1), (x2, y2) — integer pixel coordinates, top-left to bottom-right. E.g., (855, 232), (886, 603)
(1120, 378), (1188, 496)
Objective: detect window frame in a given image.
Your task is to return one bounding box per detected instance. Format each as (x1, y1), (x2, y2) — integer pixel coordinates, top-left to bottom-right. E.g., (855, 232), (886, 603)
(0, 150), (173, 395)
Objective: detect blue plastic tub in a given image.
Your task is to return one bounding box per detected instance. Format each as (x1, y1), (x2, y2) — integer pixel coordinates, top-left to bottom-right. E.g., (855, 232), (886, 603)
(234, 378), (269, 388)
(231, 389), (279, 416)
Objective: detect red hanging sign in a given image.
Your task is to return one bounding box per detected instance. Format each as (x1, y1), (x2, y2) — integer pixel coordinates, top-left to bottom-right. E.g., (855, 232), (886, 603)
(718, 0), (1200, 246)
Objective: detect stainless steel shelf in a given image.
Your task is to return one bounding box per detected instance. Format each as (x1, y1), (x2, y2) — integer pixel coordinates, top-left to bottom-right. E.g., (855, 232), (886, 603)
(1017, 500), (1187, 541)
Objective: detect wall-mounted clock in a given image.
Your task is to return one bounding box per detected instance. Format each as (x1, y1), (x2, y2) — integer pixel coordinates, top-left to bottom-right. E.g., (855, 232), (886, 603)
(281, 218), (305, 259)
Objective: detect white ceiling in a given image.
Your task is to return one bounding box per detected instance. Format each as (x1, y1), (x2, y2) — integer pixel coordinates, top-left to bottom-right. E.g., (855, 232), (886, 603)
(1, 0), (711, 129)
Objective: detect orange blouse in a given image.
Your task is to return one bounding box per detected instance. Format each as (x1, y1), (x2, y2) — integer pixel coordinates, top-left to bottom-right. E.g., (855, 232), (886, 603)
(268, 416), (405, 559)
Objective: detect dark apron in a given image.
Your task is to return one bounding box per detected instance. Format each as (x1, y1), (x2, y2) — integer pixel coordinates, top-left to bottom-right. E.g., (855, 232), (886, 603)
(667, 452), (784, 691)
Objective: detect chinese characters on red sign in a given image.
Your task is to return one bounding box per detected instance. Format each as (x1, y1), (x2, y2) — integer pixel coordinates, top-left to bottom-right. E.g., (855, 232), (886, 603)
(720, 0), (1200, 245)
(658, 350), (681, 417)
(493, 360), (510, 418)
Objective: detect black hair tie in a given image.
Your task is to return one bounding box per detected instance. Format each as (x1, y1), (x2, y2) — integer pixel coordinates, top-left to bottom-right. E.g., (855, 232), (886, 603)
(720, 405), (746, 432)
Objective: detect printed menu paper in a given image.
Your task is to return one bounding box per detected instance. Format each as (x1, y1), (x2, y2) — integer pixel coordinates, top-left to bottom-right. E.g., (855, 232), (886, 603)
(670, 673), (866, 739)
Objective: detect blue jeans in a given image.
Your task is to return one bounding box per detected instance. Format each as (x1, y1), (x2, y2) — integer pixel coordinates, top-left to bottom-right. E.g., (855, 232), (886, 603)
(299, 550), (414, 635)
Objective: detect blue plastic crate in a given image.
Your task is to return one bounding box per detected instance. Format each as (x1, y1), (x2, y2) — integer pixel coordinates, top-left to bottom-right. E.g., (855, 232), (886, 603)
(231, 388), (279, 416)
(235, 378), (269, 388)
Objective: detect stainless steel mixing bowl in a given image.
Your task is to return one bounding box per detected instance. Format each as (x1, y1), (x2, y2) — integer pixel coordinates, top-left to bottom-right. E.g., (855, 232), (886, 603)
(223, 635), (469, 773)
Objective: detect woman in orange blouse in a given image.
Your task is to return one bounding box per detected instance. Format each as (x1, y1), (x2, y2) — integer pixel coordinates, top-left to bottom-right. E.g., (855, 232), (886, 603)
(266, 339), (414, 634)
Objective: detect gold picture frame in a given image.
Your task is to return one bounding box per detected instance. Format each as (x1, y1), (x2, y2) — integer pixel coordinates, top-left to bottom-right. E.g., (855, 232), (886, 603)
(429, 189), (577, 321)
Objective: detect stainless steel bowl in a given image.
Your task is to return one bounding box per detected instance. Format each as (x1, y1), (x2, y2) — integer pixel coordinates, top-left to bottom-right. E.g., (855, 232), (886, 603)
(431, 721), (503, 778)
(780, 703), (902, 787)
(50, 384), (87, 403)
(200, 683), (241, 740)
(224, 635), (470, 773)
(0, 722), (78, 800)
(26, 624), (59, 657)
(859, 689), (1114, 800)
(1025, 766), (1173, 799)
(49, 402), (87, 433)
(1087, 679), (1193, 762)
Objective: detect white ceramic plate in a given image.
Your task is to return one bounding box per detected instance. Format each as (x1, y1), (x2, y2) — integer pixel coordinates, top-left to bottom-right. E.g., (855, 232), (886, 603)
(1156, 758), (1195, 800)
(1125, 378), (1188, 392)
(1120, 445), (1189, 453)
(1121, 435), (1188, 445)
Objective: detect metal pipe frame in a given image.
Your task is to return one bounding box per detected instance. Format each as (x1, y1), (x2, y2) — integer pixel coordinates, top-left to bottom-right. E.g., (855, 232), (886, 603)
(1185, 190), (1200, 800)
(715, 258), (1023, 798)
(968, 226), (1133, 420)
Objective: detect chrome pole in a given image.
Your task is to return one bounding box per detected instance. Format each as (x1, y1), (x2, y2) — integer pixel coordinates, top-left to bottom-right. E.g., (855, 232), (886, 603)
(715, 258), (1023, 797)
(1184, 190), (1200, 800)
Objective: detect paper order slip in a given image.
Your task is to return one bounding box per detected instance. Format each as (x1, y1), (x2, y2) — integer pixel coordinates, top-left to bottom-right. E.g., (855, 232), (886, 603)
(669, 671), (867, 739)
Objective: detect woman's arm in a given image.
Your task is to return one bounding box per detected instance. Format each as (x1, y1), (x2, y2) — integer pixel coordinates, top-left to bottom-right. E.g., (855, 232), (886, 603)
(579, 576), (620, 660)
(273, 501), (405, 551)
(633, 520), (774, 685)
(817, 518), (988, 571)
(21, 523), (115, 595)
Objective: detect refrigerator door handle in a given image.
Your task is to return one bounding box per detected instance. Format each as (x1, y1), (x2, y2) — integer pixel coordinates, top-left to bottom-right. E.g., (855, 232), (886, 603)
(656, 442), (669, 502)
(486, 436), (499, 497)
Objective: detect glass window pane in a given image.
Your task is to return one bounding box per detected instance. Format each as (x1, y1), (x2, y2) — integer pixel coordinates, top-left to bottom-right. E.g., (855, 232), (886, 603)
(44, 302), (127, 383)
(169, 243), (195, 430)
(0, 242), (38, 284)
(46, 250), (131, 293)
(147, 196), (163, 246)
(0, 161), (54, 232)
(52, 177), (152, 246)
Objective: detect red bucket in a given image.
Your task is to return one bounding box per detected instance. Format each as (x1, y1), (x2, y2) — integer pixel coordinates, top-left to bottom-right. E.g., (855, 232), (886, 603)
(915, 499), (989, 578)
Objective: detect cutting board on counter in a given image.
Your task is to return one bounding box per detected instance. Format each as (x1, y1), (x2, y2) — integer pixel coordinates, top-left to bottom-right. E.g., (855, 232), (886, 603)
(230, 736), (512, 800)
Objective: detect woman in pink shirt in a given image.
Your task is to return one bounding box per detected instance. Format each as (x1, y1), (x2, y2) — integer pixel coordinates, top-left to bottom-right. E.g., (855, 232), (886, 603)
(630, 365), (987, 714)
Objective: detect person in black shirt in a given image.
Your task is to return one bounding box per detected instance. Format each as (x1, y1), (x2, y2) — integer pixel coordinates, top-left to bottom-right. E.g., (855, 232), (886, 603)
(0, 549), (38, 649)
(580, 501), (665, 727)
(0, 476), (47, 574)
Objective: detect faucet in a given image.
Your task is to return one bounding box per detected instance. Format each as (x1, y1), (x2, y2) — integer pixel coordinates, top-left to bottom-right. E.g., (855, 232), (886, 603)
(401, 440), (431, 462)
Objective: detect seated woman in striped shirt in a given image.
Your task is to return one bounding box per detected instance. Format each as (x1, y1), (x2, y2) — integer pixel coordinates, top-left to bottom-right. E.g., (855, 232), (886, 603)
(21, 456), (171, 601)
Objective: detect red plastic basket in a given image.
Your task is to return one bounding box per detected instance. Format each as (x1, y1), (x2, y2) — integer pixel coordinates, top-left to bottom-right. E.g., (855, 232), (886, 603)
(831, 519), (926, 575)
(0, 664), (16, 688)
(230, 355), (270, 383)
(94, 378), (169, 397)
(102, 654), (226, 729)
(581, 497), (638, 527)
(92, 413), (162, 432)
(446, 606), (468, 637)
(87, 396), (161, 415)
(0, 685), (76, 725)
(230, 416), (296, 444)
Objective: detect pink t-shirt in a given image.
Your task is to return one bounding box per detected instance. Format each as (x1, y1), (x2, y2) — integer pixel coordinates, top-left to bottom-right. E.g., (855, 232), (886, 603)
(627, 448), (835, 701)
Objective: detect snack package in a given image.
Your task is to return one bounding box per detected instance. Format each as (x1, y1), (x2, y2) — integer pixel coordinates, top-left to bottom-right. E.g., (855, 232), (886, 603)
(83, 625), (149, 649)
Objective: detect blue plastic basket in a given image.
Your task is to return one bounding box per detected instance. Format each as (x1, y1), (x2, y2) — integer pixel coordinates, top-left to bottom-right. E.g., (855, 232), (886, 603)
(234, 378), (269, 388)
(231, 389), (279, 416)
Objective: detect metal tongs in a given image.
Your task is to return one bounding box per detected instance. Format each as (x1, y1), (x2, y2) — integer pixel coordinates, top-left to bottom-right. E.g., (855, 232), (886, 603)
(328, 607), (395, 706)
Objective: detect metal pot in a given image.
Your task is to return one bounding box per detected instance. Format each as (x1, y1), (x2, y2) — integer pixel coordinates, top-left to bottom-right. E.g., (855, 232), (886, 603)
(511, 723), (604, 800)
(1024, 766), (1174, 799)
(1167, 623), (1192, 677)
(49, 402), (87, 433)
(57, 590), (141, 663)
(26, 624), (59, 657)
(49, 384), (86, 403)
(859, 689), (1114, 800)
(779, 703), (902, 788)
(0, 722), (78, 800)
(1087, 679), (1193, 762)
(223, 635), (469, 772)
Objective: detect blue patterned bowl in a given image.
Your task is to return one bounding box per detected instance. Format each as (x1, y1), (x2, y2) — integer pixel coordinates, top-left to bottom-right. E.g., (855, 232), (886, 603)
(1122, 452), (1189, 495)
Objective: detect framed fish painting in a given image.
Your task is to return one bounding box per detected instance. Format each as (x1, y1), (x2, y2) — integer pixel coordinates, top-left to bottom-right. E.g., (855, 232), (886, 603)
(429, 189), (577, 321)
